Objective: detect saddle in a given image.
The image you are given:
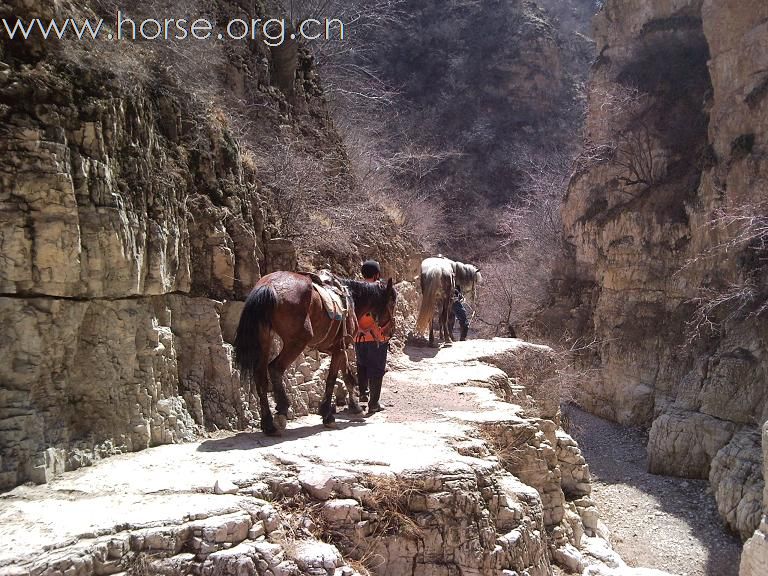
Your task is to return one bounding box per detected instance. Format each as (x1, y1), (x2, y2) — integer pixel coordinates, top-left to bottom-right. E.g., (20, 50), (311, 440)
(301, 270), (349, 322)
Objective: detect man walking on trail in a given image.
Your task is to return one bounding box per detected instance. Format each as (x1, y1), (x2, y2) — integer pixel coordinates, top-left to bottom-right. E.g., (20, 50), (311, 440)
(355, 260), (390, 415)
(453, 287), (470, 341)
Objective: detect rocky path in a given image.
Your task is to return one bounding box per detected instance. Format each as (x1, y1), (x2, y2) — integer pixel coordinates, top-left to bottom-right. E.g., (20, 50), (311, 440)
(565, 406), (743, 576)
(0, 338), (736, 576)
(0, 339), (559, 576)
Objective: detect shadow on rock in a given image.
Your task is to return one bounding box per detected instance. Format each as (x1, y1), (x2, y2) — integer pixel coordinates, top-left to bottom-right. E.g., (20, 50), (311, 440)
(197, 418), (367, 452)
(404, 344), (441, 362)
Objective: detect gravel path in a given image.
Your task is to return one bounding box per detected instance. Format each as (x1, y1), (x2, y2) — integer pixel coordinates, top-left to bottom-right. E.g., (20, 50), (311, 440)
(565, 405), (743, 576)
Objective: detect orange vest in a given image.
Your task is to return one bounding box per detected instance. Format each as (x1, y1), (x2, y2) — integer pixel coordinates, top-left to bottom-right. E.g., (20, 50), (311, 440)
(356, 312), (389, 343)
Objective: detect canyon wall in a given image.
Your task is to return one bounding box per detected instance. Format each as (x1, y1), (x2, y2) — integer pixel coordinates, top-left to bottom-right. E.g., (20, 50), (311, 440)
(0, 0), (411, 490)
(541, 0), (768, 550)
(350, 0), (596, 259)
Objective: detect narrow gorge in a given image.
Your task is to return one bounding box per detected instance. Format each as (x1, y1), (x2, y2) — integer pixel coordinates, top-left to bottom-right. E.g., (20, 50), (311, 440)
(539, 1), (768, 573)
(0, 0), (766, 575)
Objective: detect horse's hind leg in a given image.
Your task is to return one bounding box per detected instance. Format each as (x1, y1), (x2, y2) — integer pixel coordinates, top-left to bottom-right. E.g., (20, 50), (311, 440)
(268, 337), (309, 432)
(429, 317), (436, 347)
(320, 350), (345, 427)
(441, 300), (453, 343)
(254, 327), (278, 436)
(341, 355), (363, 415)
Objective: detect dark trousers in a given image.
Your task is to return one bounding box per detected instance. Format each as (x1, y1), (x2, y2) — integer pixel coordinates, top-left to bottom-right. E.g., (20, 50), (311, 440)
(453, 303), (469, 340)
(355, 341), (388, 406)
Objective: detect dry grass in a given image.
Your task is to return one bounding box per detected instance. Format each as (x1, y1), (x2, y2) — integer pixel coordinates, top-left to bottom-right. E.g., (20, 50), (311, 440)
(478, 337), (601, 423)
(478, 424), (537, 470)
(359, 474), (426, 540)
(261, 496), (377, 576)
(271, 491), (325, 539)
(269, 474), (427, 575)
(125, 551), (172, 576)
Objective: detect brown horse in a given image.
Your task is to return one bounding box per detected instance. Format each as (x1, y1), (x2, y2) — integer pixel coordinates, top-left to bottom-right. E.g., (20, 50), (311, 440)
(233, 271), (397, 435)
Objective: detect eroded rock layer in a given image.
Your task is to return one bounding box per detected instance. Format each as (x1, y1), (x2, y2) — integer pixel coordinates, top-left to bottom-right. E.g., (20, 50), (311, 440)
(0, 0), (388, 490)
(543, 0), (768, 545)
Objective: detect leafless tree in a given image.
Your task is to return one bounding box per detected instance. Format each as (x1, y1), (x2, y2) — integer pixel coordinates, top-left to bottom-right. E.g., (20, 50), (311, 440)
(252, 135), (363, 248)
(685, 199), (768, 339)
(476, 149), (571, 334)
(272, 0), (454, 251)
(279, 0), (404, 107)
(581, 83), (666, 190)
(81, 0), (226, 98)
(498, 150), (569, 250)
(473, 255), (524, 336)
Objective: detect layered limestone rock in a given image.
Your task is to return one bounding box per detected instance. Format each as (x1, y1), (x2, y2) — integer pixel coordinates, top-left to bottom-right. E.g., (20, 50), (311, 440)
(543, 0), (768, 541)
(741, 421), (768, 576)
(0, 339), (666, 576)
(0, 0), (405, 490)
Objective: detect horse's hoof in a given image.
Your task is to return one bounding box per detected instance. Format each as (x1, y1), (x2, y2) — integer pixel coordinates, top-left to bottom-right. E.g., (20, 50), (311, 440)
(323, 420), (338, 429)
(264, 427), (282, 437)
(348, 404), (364, 415)
(274, 414), (288, 432)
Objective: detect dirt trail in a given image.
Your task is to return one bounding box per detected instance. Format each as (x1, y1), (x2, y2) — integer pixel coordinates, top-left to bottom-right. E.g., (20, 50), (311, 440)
(565, 406), (743, 576)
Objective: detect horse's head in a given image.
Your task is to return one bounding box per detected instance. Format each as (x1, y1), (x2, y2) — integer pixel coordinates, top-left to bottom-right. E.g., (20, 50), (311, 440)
(376, 278), (398, 335)
(344, 278), (398, 333)
(453, 262), (482, 302)
(472, 268), (482, 300)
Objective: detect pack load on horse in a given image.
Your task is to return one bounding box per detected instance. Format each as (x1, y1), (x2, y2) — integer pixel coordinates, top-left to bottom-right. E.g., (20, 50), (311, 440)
(233, 270), (397, 436)
(415, 256), (481, 345)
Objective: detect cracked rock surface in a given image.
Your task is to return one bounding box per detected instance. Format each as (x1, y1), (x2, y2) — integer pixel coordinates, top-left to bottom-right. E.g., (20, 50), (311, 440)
(0, 339), (673, 576)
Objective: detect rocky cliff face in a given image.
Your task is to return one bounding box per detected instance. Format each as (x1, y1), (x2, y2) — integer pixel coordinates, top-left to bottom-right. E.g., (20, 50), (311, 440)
(542, 0), (768, 557)
(0, 0), (412, 491)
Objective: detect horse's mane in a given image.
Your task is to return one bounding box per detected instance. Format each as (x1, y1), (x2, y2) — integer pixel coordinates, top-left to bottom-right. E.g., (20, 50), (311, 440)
(453, 262), (480, 288)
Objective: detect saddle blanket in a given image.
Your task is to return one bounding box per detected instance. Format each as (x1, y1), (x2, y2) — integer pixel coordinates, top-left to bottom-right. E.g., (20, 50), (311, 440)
(312, 283), (346, 322)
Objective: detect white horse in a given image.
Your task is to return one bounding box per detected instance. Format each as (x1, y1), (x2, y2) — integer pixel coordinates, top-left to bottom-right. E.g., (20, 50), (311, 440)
(416, 256), (482, 345)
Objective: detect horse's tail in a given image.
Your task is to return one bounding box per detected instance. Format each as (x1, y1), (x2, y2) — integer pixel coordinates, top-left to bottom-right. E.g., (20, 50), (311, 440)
(416, 271), (441, 334)
(234, 284), (277, 386)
